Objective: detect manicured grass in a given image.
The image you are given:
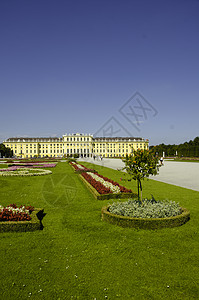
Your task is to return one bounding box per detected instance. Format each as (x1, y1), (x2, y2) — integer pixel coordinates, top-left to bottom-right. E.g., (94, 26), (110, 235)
(0, 164), (8, 168)
(169, 158), (199, 163)
(174, 159), (199, 163)
(0, 162), (199, 299)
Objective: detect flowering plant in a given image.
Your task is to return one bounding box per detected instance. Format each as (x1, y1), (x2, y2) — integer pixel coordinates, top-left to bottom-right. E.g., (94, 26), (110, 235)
(7, 163), (57, 168)
(70, 162), (132, 195)
(0, 204), (34, 222)
(81, 172), (112, 194)
(70, 162), (96, 173)
(87, 172), (121, 193)
(0, 168), (52, 176)
(109, 198), (182, 219)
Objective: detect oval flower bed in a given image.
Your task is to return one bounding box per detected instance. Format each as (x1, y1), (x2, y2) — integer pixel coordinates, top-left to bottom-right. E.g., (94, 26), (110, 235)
(0, 168), (52, 177)
(0, 204), (45, 232)
(6, 159), (59, 163)
(70, 162), (137, 200)
(102, 199), (190, 229)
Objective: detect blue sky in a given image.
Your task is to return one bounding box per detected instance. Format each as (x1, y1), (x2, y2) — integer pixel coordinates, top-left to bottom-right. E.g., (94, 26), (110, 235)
(1, 0), (199, 146)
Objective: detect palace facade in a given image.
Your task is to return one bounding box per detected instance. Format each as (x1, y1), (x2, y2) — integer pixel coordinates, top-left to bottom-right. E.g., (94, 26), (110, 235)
(3, 133), (149, 158)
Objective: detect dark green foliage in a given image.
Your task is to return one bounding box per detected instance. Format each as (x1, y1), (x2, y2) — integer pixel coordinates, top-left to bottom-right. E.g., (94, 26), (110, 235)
(150, 136), (199, 157)
(122, 149), (160, 203)
(0, 143), (13, 158)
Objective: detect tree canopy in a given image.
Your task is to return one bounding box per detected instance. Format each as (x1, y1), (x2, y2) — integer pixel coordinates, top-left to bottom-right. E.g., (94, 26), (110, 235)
(122, 149), (160, 203)
(0, 144), (13, 158)
(150, 137), (199, 157)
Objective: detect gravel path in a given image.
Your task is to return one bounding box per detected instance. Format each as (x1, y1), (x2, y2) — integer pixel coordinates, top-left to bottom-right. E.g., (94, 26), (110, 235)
(78, 158), (199, 192)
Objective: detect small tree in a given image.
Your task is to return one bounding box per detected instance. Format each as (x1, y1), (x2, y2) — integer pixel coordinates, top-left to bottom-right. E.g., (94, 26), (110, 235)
(122, 149), (160, 204)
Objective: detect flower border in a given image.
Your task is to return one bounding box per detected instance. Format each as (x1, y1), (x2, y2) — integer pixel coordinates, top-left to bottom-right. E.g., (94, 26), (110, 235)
(70, 162), (137, 200)
(0, 204), (34, 222)
(0, 208), (45, 232)
(0, 168), (52, 177)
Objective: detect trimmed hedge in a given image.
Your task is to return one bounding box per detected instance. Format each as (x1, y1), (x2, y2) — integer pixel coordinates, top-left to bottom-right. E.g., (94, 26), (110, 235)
(78, 174), (137, 200)
(101, 205), (190, 230)
(0, 209), (45, 233)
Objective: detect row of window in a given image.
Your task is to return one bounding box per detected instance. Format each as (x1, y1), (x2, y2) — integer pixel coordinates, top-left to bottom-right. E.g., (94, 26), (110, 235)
(22, 149), (91, 154)
(65, 137), (90, 142)
(7, 143), (148, 155)
(7, 143), (147, 148)
(22, 147), (143, 154)
(94, 149), (132, 153)
(25, 150), (63, 154)
(8, 143), (91, 148)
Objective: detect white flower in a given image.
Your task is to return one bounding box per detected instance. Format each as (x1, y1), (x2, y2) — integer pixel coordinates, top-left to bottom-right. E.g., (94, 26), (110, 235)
(87, 172), (121, 193)
(0, 168), (52, 177)
(76, 164), (86, 170)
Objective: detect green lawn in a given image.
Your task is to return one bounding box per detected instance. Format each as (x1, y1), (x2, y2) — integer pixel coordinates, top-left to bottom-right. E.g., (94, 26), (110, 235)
(164, 158), (199, 163)
(0, 164), (8, 168)
(0, 161), (199, 299)
(174, 159), (199, 163)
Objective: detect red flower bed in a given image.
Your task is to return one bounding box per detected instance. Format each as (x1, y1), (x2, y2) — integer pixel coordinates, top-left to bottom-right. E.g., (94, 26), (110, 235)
(70, 162), (83, 171)
(0, 204), (34, 222)
(70, 162), (132, 195)
(96, 173), (132, 193)
(81, 172), (112, 194)
(70, 162), (95, 173)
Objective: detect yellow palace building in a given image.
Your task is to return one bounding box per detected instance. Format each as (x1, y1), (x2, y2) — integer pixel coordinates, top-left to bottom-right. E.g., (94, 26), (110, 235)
(3, 133), (149, 159)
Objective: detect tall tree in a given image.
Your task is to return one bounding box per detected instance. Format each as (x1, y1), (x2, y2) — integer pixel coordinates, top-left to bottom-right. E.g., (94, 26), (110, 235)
(0, 144), (13, 158)
(150, 136), (199, 157)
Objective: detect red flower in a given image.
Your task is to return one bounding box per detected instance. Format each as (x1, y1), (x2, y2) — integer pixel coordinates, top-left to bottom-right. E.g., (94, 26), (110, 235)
(0, 204), (34, 222)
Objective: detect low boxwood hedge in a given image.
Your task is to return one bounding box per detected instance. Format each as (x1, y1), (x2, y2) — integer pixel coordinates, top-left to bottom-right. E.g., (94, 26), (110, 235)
(0, 209), (45, 233)
(101, 205), (190, 230)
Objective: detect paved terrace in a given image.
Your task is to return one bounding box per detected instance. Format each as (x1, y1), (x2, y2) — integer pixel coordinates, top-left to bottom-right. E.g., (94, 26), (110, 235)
(78, 158), (199, 192)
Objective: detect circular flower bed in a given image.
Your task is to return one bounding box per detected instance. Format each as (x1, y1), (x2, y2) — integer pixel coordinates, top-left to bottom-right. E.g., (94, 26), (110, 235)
(0, 168), (52, 176)
(102, 199), (190, 229)
(109, 199), (183, 218)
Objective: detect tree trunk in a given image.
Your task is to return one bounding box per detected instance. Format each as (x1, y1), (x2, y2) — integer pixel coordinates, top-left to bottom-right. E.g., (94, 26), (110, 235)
(140, 180), (143, 205)
(137, 180), (140, 201)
